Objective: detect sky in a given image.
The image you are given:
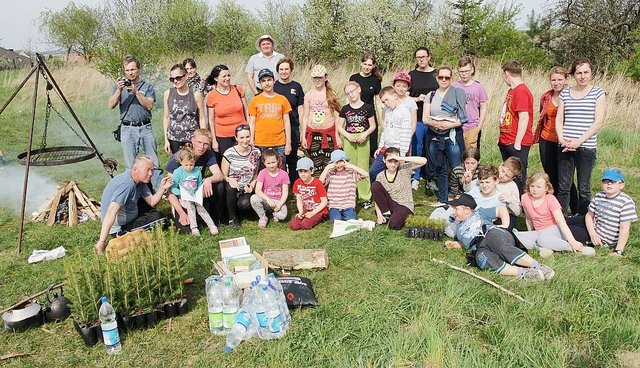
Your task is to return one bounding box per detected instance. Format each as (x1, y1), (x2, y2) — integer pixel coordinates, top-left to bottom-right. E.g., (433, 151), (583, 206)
(0, 0), (546, 51)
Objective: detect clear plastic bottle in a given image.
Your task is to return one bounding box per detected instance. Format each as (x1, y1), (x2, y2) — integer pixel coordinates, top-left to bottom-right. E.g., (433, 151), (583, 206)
(99, 296), (122, 355)
(255, 285), (283, 339)
(222, 277), (240, 333)
(206, 276), (224, 335)
(268, 273), (290, 329)
(224, 309), (253, 352)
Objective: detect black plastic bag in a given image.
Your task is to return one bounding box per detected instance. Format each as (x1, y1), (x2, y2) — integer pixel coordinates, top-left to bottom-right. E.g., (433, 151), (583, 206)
(277, 276), (318, 307)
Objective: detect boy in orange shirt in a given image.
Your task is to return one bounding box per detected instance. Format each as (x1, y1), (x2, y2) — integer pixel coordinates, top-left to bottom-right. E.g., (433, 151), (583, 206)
(248, 68), (292, 166)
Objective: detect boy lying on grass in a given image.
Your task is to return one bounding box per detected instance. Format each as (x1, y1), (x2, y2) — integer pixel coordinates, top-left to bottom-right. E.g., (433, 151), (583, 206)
(444, 193), (554, 280)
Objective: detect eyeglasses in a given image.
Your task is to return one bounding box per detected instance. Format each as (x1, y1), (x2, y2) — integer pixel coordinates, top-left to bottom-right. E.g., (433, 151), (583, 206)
(602, 179), (622, 185)
(345, 88), (359, 96)
(235, 124), (250, 133)
(437, 76), (452, 81)
(169, 75), (186, 83)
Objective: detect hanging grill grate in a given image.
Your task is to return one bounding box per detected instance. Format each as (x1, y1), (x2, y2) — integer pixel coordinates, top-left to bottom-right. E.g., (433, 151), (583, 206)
(17, 146), (96, 166)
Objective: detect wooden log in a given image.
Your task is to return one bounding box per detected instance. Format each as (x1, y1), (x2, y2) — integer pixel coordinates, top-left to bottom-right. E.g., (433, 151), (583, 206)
(45, 188), (64, 226)
(68, 190), (78, 226)
(262, 249), (329, 270)
(62, 180), (75, 194)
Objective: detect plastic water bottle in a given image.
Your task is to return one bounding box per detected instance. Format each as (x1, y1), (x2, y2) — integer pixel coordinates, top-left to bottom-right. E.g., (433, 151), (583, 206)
(224, 309), (253, 352)
(222, 277), (240, 333)
(255, 285), (283, 339)
(268, 273), (290, 328)
(206, 276), (224, 335)
(99, 296), (122, 354)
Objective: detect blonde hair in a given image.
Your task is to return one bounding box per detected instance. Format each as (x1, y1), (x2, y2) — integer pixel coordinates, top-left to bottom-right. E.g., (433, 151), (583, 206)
(502, 157), (522, 179)
(548, 66), (569, 79)
(526, 173), (554, 195)
(177, 147), (196, 164)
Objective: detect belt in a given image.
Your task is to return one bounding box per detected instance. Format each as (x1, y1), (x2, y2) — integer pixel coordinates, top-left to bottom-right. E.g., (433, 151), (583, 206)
(122, 120), (151, 127)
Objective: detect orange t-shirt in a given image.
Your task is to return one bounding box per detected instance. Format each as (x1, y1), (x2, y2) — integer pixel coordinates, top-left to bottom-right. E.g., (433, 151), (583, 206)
(540, 101), (559, 142)
(249, 93), (292, 146)
(206, 85), (246, 138)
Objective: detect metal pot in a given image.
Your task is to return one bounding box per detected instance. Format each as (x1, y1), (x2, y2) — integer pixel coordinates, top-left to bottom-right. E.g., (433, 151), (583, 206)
(43, 285), (71, 323)
(3, 300), (43, 332)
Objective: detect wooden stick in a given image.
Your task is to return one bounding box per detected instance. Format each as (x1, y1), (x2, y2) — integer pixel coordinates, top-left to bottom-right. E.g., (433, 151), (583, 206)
(431, 258), (528, 303)
(68, 190), (78, 226)
(0, 282), (65, 315)
(45, 189), (64, 226)
(0, 352), (31, 361)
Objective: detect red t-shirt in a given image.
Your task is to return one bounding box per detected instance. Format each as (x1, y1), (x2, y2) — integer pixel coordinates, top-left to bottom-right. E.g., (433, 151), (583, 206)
(499, 84), (534, 146)
(292, 178), (328, 215)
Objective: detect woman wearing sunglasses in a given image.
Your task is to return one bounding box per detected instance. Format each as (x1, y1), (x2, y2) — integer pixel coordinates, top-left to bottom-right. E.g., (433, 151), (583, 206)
(205, 64), (249, 162)
(163, 63), (207, 154)
(423, 66), (468, 206)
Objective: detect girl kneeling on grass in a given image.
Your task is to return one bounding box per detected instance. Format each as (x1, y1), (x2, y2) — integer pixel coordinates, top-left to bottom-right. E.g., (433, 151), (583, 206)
(515, 172), (595, 258)
(250, 148), (290, 228)
(372, 147), (427, 229)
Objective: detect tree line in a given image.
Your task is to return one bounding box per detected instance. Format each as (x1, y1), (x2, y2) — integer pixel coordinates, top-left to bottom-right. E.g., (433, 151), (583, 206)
(40, 0), (640, 79)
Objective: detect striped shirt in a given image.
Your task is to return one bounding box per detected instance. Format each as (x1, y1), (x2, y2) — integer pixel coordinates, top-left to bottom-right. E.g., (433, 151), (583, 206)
(588, 191), (637, 246)
(560, 86), (605, 149)
(376, 163), (414, 212)
(379, 104), (412, 155)
(325, 169), (364, 209)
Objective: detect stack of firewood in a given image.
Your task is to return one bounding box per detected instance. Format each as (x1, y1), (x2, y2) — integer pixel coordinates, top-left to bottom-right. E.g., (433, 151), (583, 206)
(31, 181), (101, 226)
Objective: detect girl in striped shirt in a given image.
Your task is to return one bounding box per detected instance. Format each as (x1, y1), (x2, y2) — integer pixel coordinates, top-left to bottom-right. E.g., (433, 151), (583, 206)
(319, 150), (368, 221)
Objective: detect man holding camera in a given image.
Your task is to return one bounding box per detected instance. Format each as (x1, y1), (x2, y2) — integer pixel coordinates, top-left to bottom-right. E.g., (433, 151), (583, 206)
(108, 55), (162, 190)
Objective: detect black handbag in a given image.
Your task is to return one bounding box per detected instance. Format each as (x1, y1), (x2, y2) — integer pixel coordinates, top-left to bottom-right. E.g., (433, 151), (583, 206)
(113, 124), (122, 142)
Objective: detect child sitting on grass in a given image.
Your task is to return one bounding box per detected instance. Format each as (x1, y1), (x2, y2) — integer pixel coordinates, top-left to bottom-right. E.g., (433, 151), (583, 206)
(290, 157), (328, 230)
(319, 149), (369, 221)
(250, 148), (290, 228)
(445, 193), (554, 281)
(496, 156), (523, 226)
(372, 147), (427, 229)
(169, 148), (218, 236)
(515, 173), (594, 258)
(568, 168), (637, 256)
(465, 165), (501, 209)
(449, 146), (480, 198)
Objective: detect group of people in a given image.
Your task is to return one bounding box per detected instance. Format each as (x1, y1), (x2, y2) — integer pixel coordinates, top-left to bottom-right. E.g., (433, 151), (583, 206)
(96, 37), (636, 283)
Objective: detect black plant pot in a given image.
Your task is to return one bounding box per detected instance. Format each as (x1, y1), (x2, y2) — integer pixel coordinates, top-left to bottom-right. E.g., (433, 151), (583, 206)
(163, 301), (179, 318)
(177, 298), (188, 316)
(72, 318), (102, 347)
(145, 310), (158, 328)
(133, 313), (146, 330)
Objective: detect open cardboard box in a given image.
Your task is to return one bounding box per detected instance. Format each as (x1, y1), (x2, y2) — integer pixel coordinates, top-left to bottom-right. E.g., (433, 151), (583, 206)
(213, 237), (268, 289)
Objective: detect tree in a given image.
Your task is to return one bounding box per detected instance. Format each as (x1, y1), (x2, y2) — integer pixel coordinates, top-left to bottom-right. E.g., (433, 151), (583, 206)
(40, 2), (104, 61)
(210, 0), (260, 55)
(258, 0), (306, 58)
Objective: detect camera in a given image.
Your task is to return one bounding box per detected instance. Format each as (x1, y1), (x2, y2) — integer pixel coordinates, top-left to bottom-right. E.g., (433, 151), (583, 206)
(123, 78), (132, 87)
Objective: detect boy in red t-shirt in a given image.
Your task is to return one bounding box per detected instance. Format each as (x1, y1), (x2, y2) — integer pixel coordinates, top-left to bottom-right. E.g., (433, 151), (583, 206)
(498, 60), (533, 193)
(290, 157), (328, 230)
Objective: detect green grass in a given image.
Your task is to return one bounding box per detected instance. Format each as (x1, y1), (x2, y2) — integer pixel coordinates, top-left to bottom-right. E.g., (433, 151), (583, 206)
(1, 67), (640, 367)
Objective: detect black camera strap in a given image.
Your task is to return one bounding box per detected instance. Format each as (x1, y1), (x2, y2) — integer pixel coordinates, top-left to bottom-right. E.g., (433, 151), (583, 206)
(119, 81), (146, 125)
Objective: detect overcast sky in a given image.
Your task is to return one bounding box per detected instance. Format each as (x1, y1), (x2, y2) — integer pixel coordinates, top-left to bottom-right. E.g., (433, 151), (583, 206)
(0, 0), (546, 51)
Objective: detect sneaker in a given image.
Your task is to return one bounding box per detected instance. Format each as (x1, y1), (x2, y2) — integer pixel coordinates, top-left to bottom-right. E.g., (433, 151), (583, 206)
(538, 264), (555, 280)
(518, 268), (545, 281)
(581, 246), (596, 256)
(411, 179), (419, 190)
(272, 216), (279, 223)
(425, 180), (438, 194)
(228, 219), (241, 230)
(539, 248), (554, 258)
(430, 202), (447, 208)
(258, 217), (268, 228)
(209, 225), (219, 235)
(362, 201), (373, 210)
(191, 228), (201, 237)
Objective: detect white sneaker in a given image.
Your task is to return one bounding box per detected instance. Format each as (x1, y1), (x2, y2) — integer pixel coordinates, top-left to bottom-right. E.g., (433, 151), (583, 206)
(411, 179), (419, 190)
(539, 248), (554, 258)
(518, 269), (544, 280)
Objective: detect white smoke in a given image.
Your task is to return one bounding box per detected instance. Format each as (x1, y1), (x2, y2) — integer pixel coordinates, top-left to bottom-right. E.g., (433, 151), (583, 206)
(0, 164), (59, 215)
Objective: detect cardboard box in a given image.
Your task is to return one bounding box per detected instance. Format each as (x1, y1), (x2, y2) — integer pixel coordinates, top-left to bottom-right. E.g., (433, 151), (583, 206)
(214, 237), (268, 289)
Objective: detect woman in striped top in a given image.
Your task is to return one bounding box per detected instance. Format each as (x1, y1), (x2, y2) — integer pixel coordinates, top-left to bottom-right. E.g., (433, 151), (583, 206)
(555, 58), (607, 215)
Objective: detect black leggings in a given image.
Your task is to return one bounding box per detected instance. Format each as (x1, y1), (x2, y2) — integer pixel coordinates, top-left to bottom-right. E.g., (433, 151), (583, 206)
(225, 183), (252, 221)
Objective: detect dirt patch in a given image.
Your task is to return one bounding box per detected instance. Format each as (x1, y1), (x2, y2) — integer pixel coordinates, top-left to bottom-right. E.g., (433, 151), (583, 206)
(617, 350), (640, 368)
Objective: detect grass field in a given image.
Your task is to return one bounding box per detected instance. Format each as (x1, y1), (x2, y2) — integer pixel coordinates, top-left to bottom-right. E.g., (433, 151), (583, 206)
(0, 56), (639, 367)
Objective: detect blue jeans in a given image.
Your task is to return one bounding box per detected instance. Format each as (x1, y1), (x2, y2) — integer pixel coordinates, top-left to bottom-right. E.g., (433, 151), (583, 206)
(121, 124), (162, 190)
(369, 153), (386, 183)
(557, 147), (596, 215)
(428, 136), (462, 202)
(411, 121), (428, 181)
(329, 207), (357, 221)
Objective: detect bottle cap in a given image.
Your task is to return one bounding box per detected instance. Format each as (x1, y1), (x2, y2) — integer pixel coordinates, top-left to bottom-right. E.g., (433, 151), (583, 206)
(224, 346), (232, 353)
(100, 296), (108, 303)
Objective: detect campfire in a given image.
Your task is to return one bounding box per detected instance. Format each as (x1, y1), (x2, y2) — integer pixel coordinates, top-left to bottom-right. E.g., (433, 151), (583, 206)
(31, 181), (101, 226)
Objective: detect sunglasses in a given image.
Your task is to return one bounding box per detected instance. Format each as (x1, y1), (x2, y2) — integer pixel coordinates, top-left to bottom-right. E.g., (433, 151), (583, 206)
(437, 76), (452, 81)
(169, 75), (186, 83)
(235, 124), (250, 132)
(602, 179), (622, 184)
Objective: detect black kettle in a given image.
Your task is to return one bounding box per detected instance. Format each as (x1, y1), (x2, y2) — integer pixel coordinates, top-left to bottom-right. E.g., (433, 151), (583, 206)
(43, 285), (71, 323)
